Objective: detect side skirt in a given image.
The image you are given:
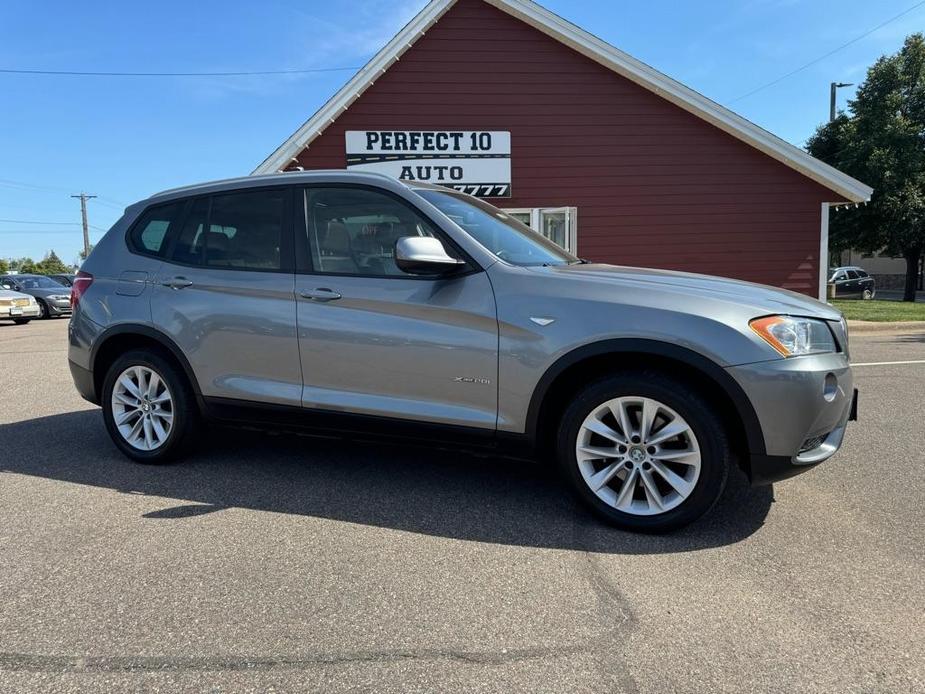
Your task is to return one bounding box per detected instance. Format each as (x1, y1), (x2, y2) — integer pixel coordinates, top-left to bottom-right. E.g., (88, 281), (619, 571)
(200, 397), (535, 459)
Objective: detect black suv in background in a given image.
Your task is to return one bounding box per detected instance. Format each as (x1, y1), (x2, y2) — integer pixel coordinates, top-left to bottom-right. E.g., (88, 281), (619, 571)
(829, 266), (876, 299)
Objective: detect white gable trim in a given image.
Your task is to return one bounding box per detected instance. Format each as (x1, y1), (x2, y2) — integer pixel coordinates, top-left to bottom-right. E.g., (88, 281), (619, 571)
(253, 0), (872, 203)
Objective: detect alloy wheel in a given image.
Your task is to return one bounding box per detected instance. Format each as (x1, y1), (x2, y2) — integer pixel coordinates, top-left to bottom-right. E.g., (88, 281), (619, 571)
(110, 365), (174, 451)
(575, 396), (701, 516)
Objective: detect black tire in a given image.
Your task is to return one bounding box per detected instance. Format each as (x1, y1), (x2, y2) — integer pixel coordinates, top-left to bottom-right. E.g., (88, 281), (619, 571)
(101, 349), (198, 464)
(13, 318), (31, 325)
(36, 300), (48, 319)
(556, 371), (731, 533)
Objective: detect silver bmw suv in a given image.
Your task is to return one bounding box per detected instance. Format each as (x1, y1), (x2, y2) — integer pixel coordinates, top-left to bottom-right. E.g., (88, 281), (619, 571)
(68, 171), (856, 532)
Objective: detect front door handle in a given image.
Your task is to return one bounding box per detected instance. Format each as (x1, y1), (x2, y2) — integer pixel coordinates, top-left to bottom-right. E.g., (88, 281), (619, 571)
(300, 287), (341, 302)
(161, 277), (193, 290)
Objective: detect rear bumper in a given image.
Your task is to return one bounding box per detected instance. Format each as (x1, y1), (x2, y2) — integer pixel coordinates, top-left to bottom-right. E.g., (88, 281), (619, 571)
(69, 359), (98, 405)
(0, 306), (40, 319)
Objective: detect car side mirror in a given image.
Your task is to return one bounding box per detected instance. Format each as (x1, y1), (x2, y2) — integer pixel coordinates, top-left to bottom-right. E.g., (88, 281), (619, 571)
(394, 236), (465, 276)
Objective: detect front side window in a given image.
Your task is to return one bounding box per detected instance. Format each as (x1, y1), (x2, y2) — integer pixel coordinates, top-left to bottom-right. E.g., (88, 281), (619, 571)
(418, 190), (577, 266)
(305, 187), (439, 276)
(129, 201), (184, 257)
(846, 270), (859, 280)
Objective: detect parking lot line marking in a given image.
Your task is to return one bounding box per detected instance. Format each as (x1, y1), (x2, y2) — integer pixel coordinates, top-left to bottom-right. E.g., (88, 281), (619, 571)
(853, 359), (925, 367)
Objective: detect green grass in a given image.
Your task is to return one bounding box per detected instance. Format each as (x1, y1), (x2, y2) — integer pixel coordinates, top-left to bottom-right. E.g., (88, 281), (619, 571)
(831, 299), (925, 322)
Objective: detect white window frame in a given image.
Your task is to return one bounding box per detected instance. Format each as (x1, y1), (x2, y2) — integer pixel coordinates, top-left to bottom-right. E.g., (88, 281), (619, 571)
(502, 206), (579, 255)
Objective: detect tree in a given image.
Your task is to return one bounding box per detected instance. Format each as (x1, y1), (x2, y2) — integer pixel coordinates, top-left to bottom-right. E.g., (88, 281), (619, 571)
(0, 258), (8, 273)
(807, 33), (925, 301)
(78, 244), (94, 263)
(34, 250), (69, 275)
(13, 257), (37, 274)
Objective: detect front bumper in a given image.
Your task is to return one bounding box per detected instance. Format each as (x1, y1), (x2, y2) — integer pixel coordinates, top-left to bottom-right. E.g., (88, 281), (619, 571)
(47, 299), (72, 315)
(727, 352), (855, 486)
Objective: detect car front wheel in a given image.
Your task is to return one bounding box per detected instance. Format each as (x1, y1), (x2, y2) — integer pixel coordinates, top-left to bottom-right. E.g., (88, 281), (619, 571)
(557, 371), (731, 532)
(101, 349), (197, 463)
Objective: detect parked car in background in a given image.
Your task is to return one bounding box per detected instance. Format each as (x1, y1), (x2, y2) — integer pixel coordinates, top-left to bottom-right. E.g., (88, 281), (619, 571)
(0, 287), (40, 324)
(829, 266), (876, 299)
(49, 273), (76, 287)
(0, 274), (72, 318)
(68, 171), (857, 533)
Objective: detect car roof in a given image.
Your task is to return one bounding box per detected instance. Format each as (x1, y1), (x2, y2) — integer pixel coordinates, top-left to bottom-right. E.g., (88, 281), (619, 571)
(145, 170), (423, 206)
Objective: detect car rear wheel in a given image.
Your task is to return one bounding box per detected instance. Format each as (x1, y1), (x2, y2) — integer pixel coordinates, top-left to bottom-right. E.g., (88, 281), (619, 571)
(36, 300), (48, 319)
(101, 349), (198, 464)
(556, 371), (731, 533)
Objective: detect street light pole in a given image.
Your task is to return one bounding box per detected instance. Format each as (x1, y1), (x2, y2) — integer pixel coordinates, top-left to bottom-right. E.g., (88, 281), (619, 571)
(829, 82), (853, 122)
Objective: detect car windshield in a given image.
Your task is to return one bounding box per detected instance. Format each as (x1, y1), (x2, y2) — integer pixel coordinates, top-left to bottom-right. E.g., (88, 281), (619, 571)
(17, 276), (65, 289)
(416, 189), (578, 267)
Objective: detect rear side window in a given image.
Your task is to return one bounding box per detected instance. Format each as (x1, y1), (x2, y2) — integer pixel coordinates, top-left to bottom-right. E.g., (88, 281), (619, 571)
(206, 190), (284, 270)
(166, 190), (286, 271)
(171, 198), (209, 265)
(128, 201), (185, 257)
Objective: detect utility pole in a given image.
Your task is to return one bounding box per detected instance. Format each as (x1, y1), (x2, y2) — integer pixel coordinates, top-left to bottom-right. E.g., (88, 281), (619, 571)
(71, 192), (96, 258)
(829, 82), (853, 122)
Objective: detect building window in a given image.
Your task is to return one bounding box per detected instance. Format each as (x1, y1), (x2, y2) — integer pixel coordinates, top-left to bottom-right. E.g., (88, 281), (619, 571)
(503, 207), (578, 254)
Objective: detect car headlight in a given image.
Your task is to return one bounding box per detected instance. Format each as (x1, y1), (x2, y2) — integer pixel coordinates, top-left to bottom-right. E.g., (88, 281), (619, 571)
(49, 294), (69, 301)
(749, 315), (836, 357)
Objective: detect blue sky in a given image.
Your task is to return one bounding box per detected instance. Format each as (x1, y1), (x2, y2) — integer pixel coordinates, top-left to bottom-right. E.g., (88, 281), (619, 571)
(1, 0), (922, 263)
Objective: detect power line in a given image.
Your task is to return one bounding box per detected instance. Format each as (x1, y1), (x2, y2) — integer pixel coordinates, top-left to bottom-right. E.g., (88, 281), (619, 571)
(729, 0), (925, 103)
(0, 66), (361, 78)
(90, 197), (126, 210)
(0, 218), (82, 225)
(0, 177), (73, 193)
(0, 229), (105, 235)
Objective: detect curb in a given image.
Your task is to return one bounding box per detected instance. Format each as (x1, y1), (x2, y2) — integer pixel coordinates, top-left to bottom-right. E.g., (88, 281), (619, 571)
(847, 320), (925, 334)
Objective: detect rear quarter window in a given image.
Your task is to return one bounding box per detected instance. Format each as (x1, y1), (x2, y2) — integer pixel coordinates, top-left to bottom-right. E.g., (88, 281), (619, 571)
(127, 201), (186, 257)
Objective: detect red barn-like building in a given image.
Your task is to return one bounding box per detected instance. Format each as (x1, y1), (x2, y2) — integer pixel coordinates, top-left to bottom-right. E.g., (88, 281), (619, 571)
(255, 0), (871, 299)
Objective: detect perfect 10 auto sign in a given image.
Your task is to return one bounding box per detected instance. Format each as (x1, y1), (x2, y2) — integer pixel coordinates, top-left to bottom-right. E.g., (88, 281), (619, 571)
(345, 130), (511, 197)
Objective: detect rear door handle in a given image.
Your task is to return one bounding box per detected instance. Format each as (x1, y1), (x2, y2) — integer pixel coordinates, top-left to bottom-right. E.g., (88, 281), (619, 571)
(161, 277), (193, 290)
(300, 287), (341, 302)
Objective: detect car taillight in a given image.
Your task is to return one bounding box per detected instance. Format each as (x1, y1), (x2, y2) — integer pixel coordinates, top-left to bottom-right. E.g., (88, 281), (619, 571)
(71, 271), (93, 308)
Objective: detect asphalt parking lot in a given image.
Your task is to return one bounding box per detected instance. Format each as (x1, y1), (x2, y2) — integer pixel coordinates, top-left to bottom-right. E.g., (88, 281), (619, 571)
(1, 319), (922, 693)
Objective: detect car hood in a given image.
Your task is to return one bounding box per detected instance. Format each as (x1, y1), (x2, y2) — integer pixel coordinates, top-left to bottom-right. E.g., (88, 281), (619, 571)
(537, 263), (842, 321)
(0, 289), (34, 300)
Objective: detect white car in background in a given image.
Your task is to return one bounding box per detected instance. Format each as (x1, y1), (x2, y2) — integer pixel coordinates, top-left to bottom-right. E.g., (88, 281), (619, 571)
(0, 288), (41, 324)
